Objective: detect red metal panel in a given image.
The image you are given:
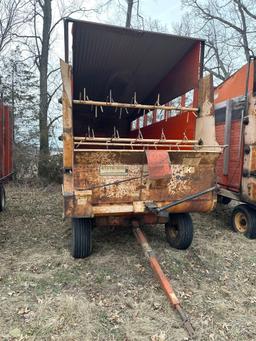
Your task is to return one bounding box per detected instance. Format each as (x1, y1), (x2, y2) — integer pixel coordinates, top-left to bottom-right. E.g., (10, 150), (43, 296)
(4, 105), (9, 176)
(214, 62), (254, 193)
(130, 111), (196, 143)
(215, 120), (242, 192)
(227, 120), (242, 191)
(215, 123), (227, 186)
(0, 101), (13, 180)
(0, 103), (3, 178)
(149, 41), (202, 104)
(146, 150), (172, 179)
(9, 108), (13, 175)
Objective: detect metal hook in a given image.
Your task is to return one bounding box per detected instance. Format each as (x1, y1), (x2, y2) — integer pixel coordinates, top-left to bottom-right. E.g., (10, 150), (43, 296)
(160, 129), (166, 140)
(134, 92), (137, 104)
(156, 93), (160, 106)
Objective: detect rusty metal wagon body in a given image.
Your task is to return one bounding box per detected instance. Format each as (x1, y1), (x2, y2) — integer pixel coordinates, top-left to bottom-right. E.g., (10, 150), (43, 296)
(215, 58), (256, 238)
(61, 19), (221, 258)
(0, 100), (13, 211)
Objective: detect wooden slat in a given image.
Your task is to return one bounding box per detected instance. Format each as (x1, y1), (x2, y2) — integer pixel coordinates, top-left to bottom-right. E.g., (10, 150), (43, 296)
(60, 59), (73, 169)
(73, 99), (199, 113)
(74, 136), (198, 144)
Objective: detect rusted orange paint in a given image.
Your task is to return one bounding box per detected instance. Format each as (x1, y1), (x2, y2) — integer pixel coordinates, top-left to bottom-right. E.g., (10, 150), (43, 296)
(250, 146), (256, 172)
(63, 148), (218, 218)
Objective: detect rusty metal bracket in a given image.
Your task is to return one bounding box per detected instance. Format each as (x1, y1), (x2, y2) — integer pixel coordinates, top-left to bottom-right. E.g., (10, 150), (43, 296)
(145, 202), (169, 218)
(83, 173), (148, 191)
(146, 186), (217, 214)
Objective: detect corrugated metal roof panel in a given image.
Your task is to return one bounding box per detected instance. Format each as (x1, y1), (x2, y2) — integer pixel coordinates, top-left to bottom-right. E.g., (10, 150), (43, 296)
(71, 20), (203, 106)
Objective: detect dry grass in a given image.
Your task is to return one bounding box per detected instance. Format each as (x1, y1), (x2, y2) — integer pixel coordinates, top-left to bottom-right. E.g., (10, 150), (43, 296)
(0, 184), (256, 340)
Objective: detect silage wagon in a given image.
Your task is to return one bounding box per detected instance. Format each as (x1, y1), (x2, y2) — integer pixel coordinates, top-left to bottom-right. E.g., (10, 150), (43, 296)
(61, 19), (222, 258)
(215, 58), (256, 238)
(0, 99), (13, 211)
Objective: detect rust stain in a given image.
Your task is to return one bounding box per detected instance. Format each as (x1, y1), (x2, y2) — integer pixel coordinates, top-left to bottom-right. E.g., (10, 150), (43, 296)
(247, 182), (256, 201)
(250, 146), (256, 172)
(63, 149), (219, 218)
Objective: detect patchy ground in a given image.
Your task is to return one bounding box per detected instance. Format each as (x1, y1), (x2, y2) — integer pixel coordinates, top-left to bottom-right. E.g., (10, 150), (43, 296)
(0, 184), (256, 341)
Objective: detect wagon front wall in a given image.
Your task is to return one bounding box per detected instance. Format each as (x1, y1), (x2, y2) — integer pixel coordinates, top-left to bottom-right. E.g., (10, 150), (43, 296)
(63, 150), (218, 218)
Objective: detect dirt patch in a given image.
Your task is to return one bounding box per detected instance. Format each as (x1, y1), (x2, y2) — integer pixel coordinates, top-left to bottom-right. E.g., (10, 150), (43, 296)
(0, 184), (256, 340)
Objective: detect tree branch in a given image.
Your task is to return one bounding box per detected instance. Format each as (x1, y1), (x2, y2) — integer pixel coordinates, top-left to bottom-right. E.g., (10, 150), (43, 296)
(47, 114), (62, 129)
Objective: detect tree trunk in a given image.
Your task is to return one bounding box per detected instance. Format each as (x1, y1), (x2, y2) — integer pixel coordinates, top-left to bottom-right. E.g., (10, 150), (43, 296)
(38, 0), (52, 178)
(125, 0), (134, 28)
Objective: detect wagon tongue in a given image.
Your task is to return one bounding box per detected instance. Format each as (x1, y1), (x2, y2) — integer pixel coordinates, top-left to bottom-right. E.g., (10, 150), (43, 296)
(146, 150), (172, 180)
(132, 222), (195, 338)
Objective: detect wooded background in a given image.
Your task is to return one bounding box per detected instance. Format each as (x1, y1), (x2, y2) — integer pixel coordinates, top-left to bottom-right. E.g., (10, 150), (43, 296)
(0, 0), (255, 181)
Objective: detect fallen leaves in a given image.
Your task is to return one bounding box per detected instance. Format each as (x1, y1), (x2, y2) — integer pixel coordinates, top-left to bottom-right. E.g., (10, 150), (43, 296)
(1, 185), (256, 340)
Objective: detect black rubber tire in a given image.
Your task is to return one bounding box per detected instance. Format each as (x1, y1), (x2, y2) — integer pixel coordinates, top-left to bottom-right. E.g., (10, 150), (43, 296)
(165, 213), (193, 250)
(72, 218), (93, 258)
(217, 195), (231, 205)
(231, 204), (256, 239)
(0, 184), (6, 212)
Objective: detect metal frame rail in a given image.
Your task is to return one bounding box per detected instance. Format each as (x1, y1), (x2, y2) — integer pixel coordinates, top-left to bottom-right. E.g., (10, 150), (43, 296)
(73, 136), (223, 153)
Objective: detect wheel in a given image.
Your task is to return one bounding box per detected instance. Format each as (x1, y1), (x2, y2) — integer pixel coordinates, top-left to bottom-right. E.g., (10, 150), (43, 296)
(72, 218), (93, 258)
(0, 184), (6, 212)
(217, 195), (231, 205)
(231, 204), (256, 239)
(165, 213), (193, 250)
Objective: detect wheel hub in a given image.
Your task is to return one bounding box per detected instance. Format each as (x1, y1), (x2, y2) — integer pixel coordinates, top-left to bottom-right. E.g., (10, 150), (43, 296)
(234, 212), (248, 233)
(169, 224), (179, 239)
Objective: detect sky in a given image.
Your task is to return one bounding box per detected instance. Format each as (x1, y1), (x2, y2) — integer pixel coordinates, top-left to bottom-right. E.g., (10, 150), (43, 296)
(55, 0), (184, 62)
(71, 0), (184, 33)
(140, 0), (183, 29)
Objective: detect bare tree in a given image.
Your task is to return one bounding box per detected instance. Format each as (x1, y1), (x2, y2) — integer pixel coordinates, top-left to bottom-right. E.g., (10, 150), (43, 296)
(107, 1), (165, 32)
(125, 0), (134, 27)
(18, 0), (101, 178)
(202, 20), (233, 80)
(0, 0), (30, 54)
(108, 0), (143, 28)
(180, 0), (256, 81)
